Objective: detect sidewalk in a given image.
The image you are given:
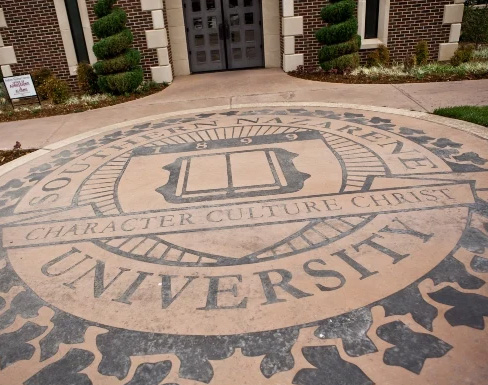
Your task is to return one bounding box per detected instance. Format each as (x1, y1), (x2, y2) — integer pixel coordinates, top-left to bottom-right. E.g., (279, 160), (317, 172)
(1, 68), (487, 149)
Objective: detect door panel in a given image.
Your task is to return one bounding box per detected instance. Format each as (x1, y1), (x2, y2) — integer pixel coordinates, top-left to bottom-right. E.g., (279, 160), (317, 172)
(184, 0), (264, 73)
(222, 0), (264, 69)
(184, 0), (226, 72)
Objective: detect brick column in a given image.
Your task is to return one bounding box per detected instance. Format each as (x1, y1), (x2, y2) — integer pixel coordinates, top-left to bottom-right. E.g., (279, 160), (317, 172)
(438, 0), (465, 61)
(0, 8), (16, 77)
(141, 0), (173, 83)
(282, 0), (304, 72)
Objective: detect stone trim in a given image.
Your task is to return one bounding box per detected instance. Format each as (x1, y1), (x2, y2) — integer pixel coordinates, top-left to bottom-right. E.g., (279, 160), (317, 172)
(53, 0), (79, 76)
(282, 0), (303, 72)
(141, 0), (173, 83)
(263, 0), (281, 68)
(77, 0), (97, 65)
(53, 0), (97, 75)
(439, 1), (465, 61)
(357, 0), (390, 50)
(0, 7), (16, 76)
(165, 0), (190, 76)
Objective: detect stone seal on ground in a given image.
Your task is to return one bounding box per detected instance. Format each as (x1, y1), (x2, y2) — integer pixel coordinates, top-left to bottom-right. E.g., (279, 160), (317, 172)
(0, 107), (487, 384)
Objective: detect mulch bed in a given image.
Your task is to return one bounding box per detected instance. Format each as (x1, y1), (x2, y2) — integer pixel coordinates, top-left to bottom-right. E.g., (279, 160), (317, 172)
(289, 71), (488, 84)
(0, 149), (37, 166)
(0, 84), (167, 123)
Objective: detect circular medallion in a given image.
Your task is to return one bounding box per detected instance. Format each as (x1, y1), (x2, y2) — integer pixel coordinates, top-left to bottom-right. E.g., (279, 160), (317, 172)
(1, 106), (487, 384)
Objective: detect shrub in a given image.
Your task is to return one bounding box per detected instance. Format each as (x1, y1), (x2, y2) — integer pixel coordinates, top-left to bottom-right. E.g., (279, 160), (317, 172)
(42, 77), (71, 104)
(365, 45), (390, 68)
(318, 35), (360, 62)
(92, 29), (133, 60)
(320, 0), (355, 24)
(316, 17), (358, 45)
(415, 41), (429, 65)
(461, 3), (488, 45)
(403, 55), (417, 71)
(377, 44), (390, 66)
(320, 53), (359, 72)
(366, 51), (380, 67)
(92, 7), (127, 38)
(93, 49), (141, 75)
(77, 62), (99, 94)
(91, 0), (142, 94)
(316, 0), (360, 73)
(97, 67), (143, 94)
(94, 0), (117, 18)
(0, 82), (8, 111)
(450, 44), (475, 66)
(32, 68), (54, 100)
(32, 68), (53, 88)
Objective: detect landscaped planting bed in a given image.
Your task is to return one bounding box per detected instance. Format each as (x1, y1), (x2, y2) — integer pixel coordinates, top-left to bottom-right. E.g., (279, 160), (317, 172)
(290, 51), (488, 84)
(0, 82), (166, 123)
(0, 149), (37, 166)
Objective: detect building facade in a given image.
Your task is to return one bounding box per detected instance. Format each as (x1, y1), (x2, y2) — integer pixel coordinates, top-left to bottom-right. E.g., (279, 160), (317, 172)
(0, 0), (465, 87)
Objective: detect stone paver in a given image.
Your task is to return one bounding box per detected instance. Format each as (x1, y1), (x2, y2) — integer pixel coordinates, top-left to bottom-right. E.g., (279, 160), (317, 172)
(0, 69), (487, 149)
(0, 104), (487, 385)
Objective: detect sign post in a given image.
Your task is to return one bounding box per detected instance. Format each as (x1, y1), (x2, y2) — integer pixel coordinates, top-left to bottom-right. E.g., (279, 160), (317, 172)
(3, 74), (41, 109)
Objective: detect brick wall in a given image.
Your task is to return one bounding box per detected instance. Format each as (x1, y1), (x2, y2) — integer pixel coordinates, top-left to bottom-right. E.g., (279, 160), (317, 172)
(295, 0), (452, 70)
(0, 0), (74, 86)
(294, 0), (323, 70)
(85, 0), (158, 81)
(386, 0), (451, 62)
(0, 0), (158, 89)
(1, 0), (454, 80)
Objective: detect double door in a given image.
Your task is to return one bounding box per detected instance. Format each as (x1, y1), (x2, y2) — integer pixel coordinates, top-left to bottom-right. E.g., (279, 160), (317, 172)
(184, 0), (264, 72)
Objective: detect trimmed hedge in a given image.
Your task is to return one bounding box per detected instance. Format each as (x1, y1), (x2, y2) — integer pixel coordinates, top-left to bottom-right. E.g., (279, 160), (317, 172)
(316, 17), (358, 45)
(320, 53), (359, 72)
(98, 67), (144, 94)
(320, 0), (355, 24)
(93, 48), (141, 75)
(92, 7), (127, 38)
(94, 0), (117, 18)
(92, 28), (133, 60)
(92, 0), (142, 94)
(318, 35), (360, 62)
(316, 0), (360, 73)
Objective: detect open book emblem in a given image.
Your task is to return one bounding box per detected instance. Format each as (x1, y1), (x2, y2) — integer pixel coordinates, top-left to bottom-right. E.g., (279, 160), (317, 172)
(157, 148), (310, 204)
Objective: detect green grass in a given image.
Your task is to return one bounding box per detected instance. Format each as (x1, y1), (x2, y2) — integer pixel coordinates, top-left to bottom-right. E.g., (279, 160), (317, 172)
(433, 105), (488, 127)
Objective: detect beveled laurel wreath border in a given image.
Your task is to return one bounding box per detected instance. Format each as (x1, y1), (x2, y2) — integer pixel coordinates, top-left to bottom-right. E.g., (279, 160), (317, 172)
(0, 103), (487, 384)
(1, 102), (486, 179)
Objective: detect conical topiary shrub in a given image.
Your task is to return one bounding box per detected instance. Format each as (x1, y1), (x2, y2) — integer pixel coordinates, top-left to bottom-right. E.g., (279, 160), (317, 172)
(92, 0), (143, 94)
(315, 0), (361, 72)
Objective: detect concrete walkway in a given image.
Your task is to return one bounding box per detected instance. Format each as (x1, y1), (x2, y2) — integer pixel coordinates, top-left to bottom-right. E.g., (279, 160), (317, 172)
(1, 68), (487, 149)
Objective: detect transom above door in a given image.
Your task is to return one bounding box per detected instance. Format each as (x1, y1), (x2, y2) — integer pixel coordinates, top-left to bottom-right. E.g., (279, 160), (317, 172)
(183, 0), (264, 72)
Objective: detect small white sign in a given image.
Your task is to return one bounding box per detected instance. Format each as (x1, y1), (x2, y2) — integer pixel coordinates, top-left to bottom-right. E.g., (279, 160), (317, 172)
(4, 74), (37, 99)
